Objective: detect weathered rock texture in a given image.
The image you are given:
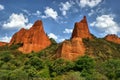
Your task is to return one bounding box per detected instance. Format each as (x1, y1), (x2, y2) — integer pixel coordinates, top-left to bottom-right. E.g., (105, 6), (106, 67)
(9, 20), (51, 53)
(57, 16), (92, 60)
(0, 42), (8, 46)
(105, 34), (120, 44)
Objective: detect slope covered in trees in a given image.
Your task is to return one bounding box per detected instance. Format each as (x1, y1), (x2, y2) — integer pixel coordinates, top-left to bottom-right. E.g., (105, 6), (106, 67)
(0, 38), (120, 80)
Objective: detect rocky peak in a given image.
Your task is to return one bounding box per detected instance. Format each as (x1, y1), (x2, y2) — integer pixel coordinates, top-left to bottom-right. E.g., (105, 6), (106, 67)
(105, 34), (120, 44)
(71, 16), (92, 39)
(33, 20), (42, 27)
(81, 16), (87, 23)
(9, 20), (51, 53)
(56, 16), (92, 60)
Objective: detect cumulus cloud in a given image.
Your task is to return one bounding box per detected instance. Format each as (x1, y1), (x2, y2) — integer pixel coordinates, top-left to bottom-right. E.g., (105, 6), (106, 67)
(90, 14), (120, 36)
(0, 4), (4, 10)
(2, 13), (32, 29)
(0, 36), (11, 42)
(60, 1), (72, 16)
(63, 28), (73, 33)
(48, 33), (58, 40)
(79, 0), (102, 8)
(42, 7), (58, 20)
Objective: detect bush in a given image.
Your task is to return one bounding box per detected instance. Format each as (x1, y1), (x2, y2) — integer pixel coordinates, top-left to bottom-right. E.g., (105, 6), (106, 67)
(25, 56), (43, 70)
(49, 58), (75, 76)
(99, 59), (120, 79)
(0, 51), (13, 62)
(64, 71), (85, 80)
(75, 55), (95, 72)
(9, 69), (28, 80)
(37, 67), (50, 78)
(0, 70), (10, 80)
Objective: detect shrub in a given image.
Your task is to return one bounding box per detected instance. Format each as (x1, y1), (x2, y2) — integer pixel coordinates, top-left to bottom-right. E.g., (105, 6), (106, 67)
(99, 59), (120, 79)
(75, 55), (95, 72)
(49, 58), (75, 76)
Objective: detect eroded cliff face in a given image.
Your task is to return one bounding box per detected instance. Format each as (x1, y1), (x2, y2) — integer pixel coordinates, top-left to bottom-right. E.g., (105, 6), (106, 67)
(56, 16), (92, 60)
(105, 34), (120, 44)
(9, 20), (51, 53)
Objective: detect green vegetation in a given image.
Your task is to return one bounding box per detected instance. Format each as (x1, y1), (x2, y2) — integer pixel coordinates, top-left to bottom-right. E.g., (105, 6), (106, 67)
(83, 38), (120, 61)
(0, 38), (120, 80)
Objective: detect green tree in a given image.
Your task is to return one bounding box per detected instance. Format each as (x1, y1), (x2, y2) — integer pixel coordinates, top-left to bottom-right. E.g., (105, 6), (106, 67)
(37, 67), (50, 78)
(25, 56), (43, 70)
(49, 58), (75, 76)
(75, 55), (95, 71)
(75, 55), (95, 77)
(9, 69), (28, 80)
(0, 51), (13, 62)
(100, 59), (120, 79)
(0, 70), (10, 80)
(23, 65), (37, 79)
(50, 38), (57, 45)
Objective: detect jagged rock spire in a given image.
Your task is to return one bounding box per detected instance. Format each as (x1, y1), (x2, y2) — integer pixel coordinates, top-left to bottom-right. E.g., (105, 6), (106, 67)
(71, 16), (92, 39)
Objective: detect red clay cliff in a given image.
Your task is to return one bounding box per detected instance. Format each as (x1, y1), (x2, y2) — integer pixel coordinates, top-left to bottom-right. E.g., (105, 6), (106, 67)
(9, 20), (51, 53)
(0, 42), (8, 46)
(57, 16), (93, 60)
(105, 34), (120, 44)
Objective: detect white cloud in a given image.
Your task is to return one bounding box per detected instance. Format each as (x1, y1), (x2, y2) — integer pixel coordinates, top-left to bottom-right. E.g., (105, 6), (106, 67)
(58, 38), (65, 42)
(90, 14), (120, 36)
(79, 0), (102, 8)
(0, 36), (11, 42)
(25, 23), (33, 29)
(48, 33), (58, 40)
(63, 28), (73, 33)
(0, 4), (4, 10)
(32, 10), (41, 17)
(88, 10), (95, 16)
(60, 1), (72, 16)
(2, 13), (32, 29)
(43, 7), (58, 20)
(22, 9), (31, 16)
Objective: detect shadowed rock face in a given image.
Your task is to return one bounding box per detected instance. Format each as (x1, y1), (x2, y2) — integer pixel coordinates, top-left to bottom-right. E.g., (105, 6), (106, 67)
(9, 20), (51, 53)
(56, 16), (92, 60)
(105, 34), (120, 44)
(0, 42), (8, 46)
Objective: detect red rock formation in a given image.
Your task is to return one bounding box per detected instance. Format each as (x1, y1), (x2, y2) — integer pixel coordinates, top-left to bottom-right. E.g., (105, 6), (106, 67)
(105, 34), (120, 44)
(57, 38), (85, 60)
(57, 16), (92, 60)
(0, 42), (8, 46)
(9, 28), (27, 45)
(71, 16), (92, 39)
(9, 20), (51, 53)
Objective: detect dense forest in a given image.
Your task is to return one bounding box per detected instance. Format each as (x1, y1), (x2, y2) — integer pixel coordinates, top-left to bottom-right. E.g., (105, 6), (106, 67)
(0, 38), (120, 80)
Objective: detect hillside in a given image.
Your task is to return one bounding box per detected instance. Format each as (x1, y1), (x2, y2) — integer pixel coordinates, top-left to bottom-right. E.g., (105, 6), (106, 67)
(0, 17), (120, 80)
(0, 37), (120, 80)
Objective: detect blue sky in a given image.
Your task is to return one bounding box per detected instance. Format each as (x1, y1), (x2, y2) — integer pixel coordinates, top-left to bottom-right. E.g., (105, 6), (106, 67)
(0, 0), (120, 42)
